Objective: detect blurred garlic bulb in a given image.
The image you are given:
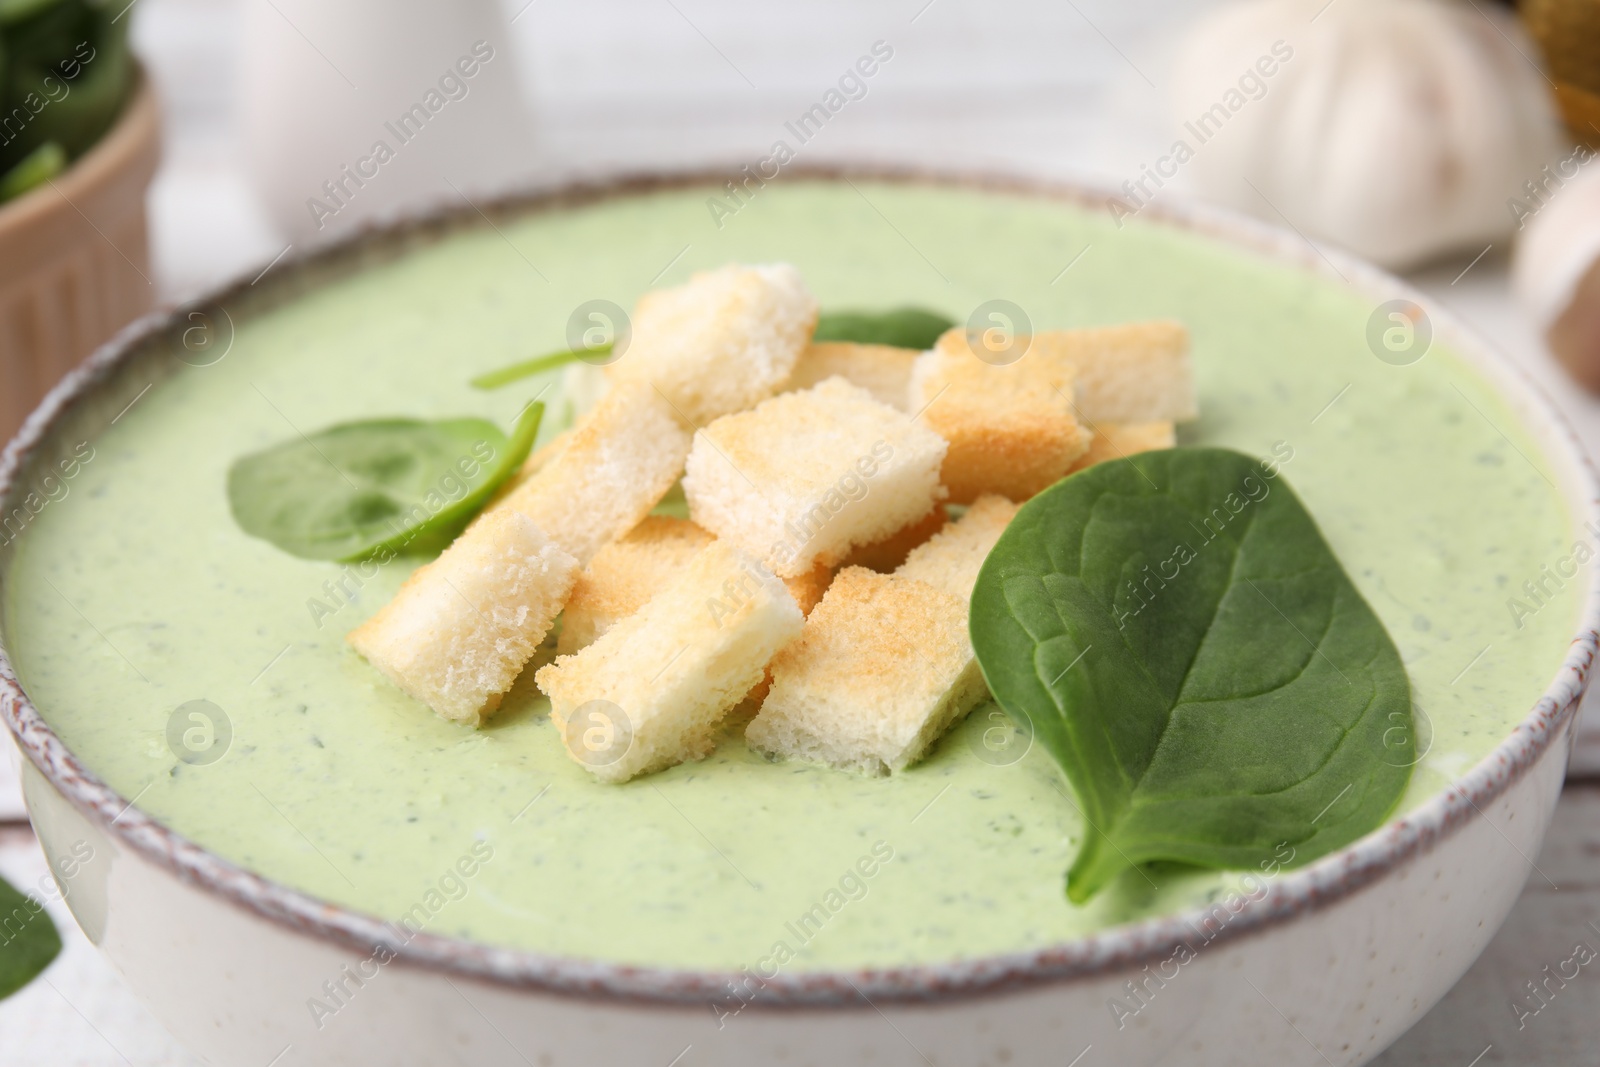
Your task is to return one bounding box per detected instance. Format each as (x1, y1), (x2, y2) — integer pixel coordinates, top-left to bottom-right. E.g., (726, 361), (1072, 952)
(1513, 162), (1600, 391)
(1170, 0), (1562, 269)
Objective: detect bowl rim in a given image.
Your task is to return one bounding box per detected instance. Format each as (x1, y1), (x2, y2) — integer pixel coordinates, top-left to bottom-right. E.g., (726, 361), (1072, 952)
(2, 165), (1597, 1009)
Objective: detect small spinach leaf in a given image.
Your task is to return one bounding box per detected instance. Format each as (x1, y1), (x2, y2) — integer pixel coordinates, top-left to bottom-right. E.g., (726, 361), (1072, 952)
(471, 306), (951, 391)
(812, 307), (954, 350)
(970, 447), (1412, 903)
(470, 345), (610, 390)
(0, 873), (61, 999)
(228, 402), (543, 562)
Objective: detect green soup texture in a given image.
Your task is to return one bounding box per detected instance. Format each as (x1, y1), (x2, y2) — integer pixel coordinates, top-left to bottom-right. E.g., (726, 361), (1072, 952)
(2, 180), (1580, 971)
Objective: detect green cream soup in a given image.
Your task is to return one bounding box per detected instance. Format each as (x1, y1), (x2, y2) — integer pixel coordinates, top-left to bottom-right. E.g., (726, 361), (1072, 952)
(2, 181), (1580, 970)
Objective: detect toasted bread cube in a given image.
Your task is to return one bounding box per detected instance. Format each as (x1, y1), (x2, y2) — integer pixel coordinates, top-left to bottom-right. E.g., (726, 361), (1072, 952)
(607, 263), (818, 426)
(747, 568), (988, 775)
(910, 332), (1090, 504)
(558, 360), (610, 426)
(556, 516), (715, 655)
(348, 510), (579, 726)
(740, 561), (835, 709)
(784, 342), (916, 409)
(1030, 322), (1196, 423)
(488, 429), (570, 506)
(490, 381), (691, 566)
(1068, 421), (1176, 473)
(536, 543), (805, 782)
(782, 561), (835, 616)
(748, 499), (1016, 772)
(683, 377), (948, 578)
(837, 506), (948, 572)
(897, 494), (1020, 600)
(557, 517), (831, 657)
(358, 383), (685, 725)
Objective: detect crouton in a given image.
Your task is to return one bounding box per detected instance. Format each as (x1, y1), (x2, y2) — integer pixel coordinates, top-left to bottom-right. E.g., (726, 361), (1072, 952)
(557, 517), (831, 657)
(559, 360), (610, 424)
(607, 264), (818, 426)
(746, 568), (988, 775)
(556, 516), (715, 655)
(523, 432), (571, 477)
(782, 561), (835, 617)
(488, 429), (570, 506)
(740, 561), (835, 709)
(683, 377), (948, 578)
(1068, 421), (1176, 473)
(907, 324), (1192, 503)
(1030, 322), (1196, 423)
(837, 505), (948, 572)
(747, 498), (1017, 773)
(784, 342), (916, 409)
(353, 383), (687, 724)
(909, 331), (1090, 504)
(489, 380), (692, 566)
(348, 510), (579, 726)
(897, 495), (1020, 600)
(536, 543), (805, 782)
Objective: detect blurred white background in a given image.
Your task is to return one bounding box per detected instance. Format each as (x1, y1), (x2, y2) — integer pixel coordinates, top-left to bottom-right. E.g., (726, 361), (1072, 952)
(135, 0), (1201, 298)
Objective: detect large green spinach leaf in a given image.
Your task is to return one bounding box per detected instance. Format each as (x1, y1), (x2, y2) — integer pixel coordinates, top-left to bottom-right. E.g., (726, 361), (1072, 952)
(228, 402), (542, 562)
(970, 448), (1413, 903)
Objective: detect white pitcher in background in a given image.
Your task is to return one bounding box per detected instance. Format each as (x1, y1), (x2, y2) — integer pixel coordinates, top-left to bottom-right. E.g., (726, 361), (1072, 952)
(239, 0), (537, 241)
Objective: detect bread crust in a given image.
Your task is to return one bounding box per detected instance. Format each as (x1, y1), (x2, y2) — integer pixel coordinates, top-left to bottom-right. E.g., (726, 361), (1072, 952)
(747, 567), (986, 776)
(1068, 421), (1177, 473)
(536, 543), (805, 782)
(606, 263), (818, 426)
(783, 341), (917, 408)
(488, 381), (692, 568)
(898, 494), (1020, 600)
(556, 516), (715, 655)
(836, 505), (948, 572)
(747, 495), (1018, 774)
(1029, 321), (1196, 423)
(684, 377), (948, 577)
(347, 510), (579, 726)
(910, 331), (1090, 503)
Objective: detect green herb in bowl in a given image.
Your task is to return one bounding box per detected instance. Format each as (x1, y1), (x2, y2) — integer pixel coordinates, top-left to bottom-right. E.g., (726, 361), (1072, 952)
(812, 306), (954, 349)
(970, 447), (1414, 902)
(469, 306), (955, 391)
(227, 402), (544, 562)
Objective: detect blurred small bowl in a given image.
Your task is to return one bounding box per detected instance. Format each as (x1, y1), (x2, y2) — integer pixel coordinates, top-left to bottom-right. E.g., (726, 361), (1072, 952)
(0, 66), (159, 443)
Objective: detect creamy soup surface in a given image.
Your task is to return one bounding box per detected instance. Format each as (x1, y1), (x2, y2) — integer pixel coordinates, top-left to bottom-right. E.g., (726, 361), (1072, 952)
(3, 181), (1579, 970)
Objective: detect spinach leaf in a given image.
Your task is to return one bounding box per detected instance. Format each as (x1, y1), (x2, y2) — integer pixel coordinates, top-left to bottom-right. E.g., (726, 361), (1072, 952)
(970, 448), (1413, 903)
(470, 344), (610, 390)
(228, 402), (543, 562)
(812, 307), (954, 350)
(470, 306), (952, 391)
(0, 873), (60, 999)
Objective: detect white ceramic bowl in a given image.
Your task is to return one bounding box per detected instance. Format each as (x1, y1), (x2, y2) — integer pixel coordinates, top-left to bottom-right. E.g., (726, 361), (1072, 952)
(4, 171), (1597, 1067)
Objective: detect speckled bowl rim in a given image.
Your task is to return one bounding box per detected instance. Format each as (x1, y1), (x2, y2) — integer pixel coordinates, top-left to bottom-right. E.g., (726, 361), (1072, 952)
(2, 166), (1596, 1010)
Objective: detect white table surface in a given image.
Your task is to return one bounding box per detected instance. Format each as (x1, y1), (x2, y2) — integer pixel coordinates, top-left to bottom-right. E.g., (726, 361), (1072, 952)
(8, 0), (1600, 1061)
